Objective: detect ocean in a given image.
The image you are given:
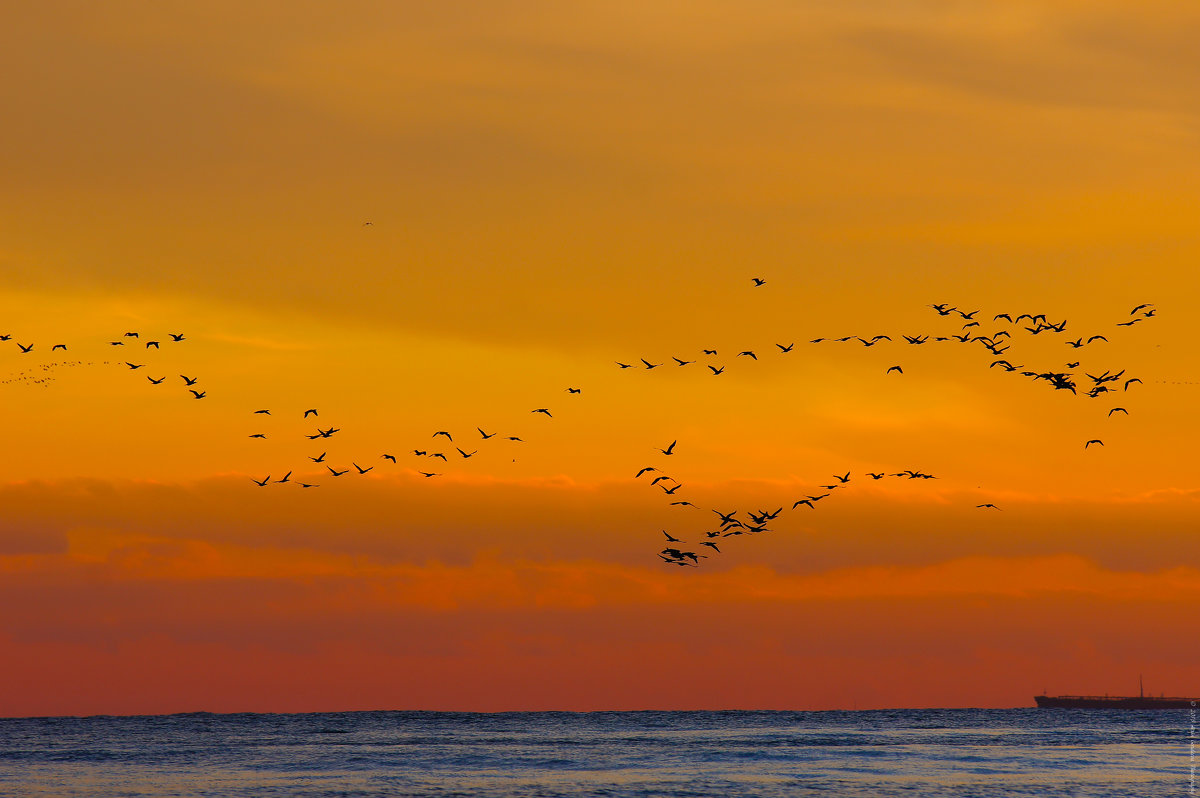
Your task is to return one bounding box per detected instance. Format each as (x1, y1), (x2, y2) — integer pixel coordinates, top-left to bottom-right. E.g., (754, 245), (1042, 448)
(0, 709), (1190, 797)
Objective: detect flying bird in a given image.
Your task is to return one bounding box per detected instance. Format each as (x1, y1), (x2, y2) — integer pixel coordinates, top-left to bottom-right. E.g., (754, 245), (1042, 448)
(456, 448), (477, 458)
(253, 409), (271, 415)
(252, 476), (270, 486)
(353, 463), (373, 474)
(51, 344), (66, 351)
(478, 428), (497, 439)
(275, 472), (292, 484)
(304, 409), (318, 418)
(657, 440), (677, 455)
(145, 341), (159, 349)
(125, 362), (144, 369)
(886, 366), (903, 374)
(433, 431), (453, 441)
(17, 343), (32, 353)
(708, 365), (724, 375)
(147, 376), (165, 384)
(327, 466), (348, 476)
(776, 343), (794, 353)
(310, 452), (327, 463)
(1124, 378), (1142, 391)
(737, 351), (757, 360)
(190, 390), (206, 399)
(1108, 407), (1128, 416)
(976, 504), (1001, 510)
(751, 277), (766, 286)
(248, 433), (267, 439)
(635, 467), (657, 478)
(181, 375), (198, 385)
(169, 333), (185, 342)
(641, 359), (662, 369)
(1084, 439), (1104, 448)
(532, 408), (553, 417)
(382, 454), (397, 463)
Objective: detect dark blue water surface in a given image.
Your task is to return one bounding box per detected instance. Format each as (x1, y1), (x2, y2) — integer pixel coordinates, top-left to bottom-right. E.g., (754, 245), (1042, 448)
(0, 709), (1192, 796)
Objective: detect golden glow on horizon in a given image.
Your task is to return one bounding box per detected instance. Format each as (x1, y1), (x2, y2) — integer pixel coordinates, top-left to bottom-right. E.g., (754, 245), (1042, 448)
(2, 0), (1199, 714)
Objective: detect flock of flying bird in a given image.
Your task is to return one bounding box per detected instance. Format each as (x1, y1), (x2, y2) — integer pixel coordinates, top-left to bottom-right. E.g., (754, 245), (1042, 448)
(612, 288), (1158, 568)
(2, 284), (1160, 571)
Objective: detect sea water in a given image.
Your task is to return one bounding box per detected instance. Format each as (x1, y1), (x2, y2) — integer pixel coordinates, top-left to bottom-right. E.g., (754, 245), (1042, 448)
(0, 709), (1190, 797)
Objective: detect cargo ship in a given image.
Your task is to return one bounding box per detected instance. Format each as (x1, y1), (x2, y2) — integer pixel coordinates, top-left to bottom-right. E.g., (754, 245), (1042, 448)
(1035, 677), (1197, 709)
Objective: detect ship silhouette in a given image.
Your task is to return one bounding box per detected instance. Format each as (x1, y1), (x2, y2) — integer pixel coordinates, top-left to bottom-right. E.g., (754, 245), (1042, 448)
(1035, 676), (1196, 709)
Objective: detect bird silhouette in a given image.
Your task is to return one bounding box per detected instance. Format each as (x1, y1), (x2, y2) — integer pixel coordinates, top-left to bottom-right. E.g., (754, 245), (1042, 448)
(310, 452), (327, 463)
(382, 454), (397, 463)
(275, 472), (292, 484)
(190, 390), (206, 399)
(253, 409), (271, 415)
(327, 466), (348, 476)
(147, 376), (165, 384)
(886, 366), (903, 375)
(976, 504), (1001, 510)
(433, 431), (453, 441)
(252, 476), (270, 486)
(1084, 439), (1103, 448)
(635, 467), (657, 478)
(478, 428), (497, 439)
(751, 277), (766, 286)
(181, 375), (198, 385)
(1108, 407), (1128, 416)
(353, 463), (373, 474)
(708, 365), (724, 375)
(657, 440), (677, 455)
(737, 351), (757, 360)
(169, 333), (185, 342)
(125, 362), (144, 369)
(456, 448), (477, 458)
(304, 409), (318, 418)
(662, 530), (681, 542)
(532, 408), (553, 417)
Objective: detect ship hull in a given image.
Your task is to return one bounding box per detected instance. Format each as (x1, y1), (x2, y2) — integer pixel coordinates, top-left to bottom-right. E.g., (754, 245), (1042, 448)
(1035, 695), (1197, 709)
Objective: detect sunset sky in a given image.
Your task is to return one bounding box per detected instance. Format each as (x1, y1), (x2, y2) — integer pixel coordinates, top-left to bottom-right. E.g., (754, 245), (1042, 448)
(3, 1), (1199, 716)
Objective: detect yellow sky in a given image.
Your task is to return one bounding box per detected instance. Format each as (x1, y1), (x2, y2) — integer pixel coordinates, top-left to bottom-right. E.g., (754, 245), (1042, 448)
(2, 0), (1199, 713)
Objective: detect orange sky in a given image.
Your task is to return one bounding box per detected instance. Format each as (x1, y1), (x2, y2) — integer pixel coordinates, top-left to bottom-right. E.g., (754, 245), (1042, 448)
(2, 0), (1199, 716)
